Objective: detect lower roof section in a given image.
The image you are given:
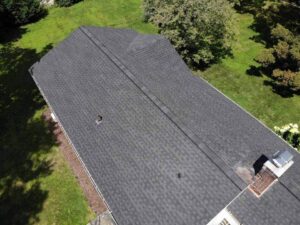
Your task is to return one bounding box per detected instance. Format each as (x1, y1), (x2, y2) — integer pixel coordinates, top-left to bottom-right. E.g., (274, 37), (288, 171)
(228, 184), (300, 225)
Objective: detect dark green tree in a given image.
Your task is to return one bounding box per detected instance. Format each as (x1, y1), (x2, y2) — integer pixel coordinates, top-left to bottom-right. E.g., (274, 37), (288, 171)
(0, 0), (46, 26)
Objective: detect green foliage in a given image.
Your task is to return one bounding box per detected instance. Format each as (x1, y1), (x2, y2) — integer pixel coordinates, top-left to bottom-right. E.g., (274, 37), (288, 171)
(0, 0), (46, 26)
(272, 69), (300, 90)
(244, 0), (300, 92)
(145, 0), (237, 67)
(274, 124), (300, 149)
(255, 24), (300, 91)
(274, 41), (289, 59)
(255, 48), (275, 66)
(271, 23), (294, 43)
(55, 0), (81, 7)
(142, 0), (168, 21)
(290, 41), (300, 61)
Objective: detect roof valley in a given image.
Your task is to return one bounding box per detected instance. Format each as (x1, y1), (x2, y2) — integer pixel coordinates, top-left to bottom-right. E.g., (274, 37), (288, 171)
(80, 26), (246, 191)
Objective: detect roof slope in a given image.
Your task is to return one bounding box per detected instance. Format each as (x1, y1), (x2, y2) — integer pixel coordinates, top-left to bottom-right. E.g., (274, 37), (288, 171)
(228, 185), (300, 224)
(30, 27), (300, 225)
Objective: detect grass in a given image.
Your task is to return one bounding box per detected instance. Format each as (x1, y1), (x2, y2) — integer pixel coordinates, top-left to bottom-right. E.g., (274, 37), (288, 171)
(0, 1), (155, 225)
(29, 110), (95, 225)
(17, 0), (156, 51)
(197, 13), (300, 128)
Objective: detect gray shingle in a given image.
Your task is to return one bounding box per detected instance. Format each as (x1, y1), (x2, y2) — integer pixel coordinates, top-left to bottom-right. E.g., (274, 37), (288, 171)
(228, 184), (300, 225)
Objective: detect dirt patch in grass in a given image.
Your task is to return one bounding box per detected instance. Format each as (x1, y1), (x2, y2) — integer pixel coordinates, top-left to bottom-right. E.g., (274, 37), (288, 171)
(43, 108), (107, 215)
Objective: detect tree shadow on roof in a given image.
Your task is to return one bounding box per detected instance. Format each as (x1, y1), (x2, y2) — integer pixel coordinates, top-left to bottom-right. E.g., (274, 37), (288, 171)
(0, 43), (54, 225)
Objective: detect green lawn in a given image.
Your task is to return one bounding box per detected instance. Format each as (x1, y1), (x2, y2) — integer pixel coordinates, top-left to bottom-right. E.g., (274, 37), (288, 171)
(197, 13), (300, 128)
(0, 1), (155, 225)
(17, 0), (156, 52)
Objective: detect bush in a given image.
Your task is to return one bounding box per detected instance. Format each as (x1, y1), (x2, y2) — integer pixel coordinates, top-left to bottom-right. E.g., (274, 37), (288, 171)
(274, 123), (300, 150)
(55, 0), (81, 7)
(272, 69), (300, 89)
(0, 0), (46, 26)
(255, 49), (275, 67)
(145, 0), (237, 67)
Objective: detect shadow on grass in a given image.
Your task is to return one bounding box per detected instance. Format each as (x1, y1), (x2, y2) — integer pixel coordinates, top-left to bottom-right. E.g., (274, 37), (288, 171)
(248, 21), (273, 47)
(246, 65), (262, 77)
(0, 27), (28, 44)
(0, 43), (54, 225)
(263, 80), (300, 98)
(190, 48), (234, 71)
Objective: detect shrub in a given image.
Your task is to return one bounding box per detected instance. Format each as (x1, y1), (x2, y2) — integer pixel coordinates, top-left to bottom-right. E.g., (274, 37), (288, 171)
(0, 0), (46, 26)
(255, 49), (275, 67)
(272, 69), (300, 90)
(274, 123), (300, 150)
(55, 0), (81, 7)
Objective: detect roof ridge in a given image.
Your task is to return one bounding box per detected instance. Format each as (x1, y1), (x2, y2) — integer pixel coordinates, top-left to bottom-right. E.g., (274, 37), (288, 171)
(79, 26), (246, 190)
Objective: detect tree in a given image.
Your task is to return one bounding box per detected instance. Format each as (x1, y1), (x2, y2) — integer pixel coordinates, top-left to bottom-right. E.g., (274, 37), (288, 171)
(255, 24), (300, 91)
(145, 0), (237, 67)
(272, 69), (300, 90)
(142, 0), (168, 22)
(255, 49), (275, 67)
(0, 0), (46, 26)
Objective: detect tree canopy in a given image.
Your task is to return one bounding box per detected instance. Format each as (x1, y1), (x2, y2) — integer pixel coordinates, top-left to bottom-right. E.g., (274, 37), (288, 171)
(143, 0), (237, 67)
(0, 0), (46, 26)
(253, 1), (300, 92)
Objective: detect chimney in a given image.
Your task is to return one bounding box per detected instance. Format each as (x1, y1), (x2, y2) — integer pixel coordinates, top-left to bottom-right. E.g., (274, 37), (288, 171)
(249, 150), (294, 197)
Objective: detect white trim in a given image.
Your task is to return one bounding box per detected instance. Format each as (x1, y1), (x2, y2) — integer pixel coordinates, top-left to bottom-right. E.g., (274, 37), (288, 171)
(207, 208), (241, 225)
(264, 160), (294, 178)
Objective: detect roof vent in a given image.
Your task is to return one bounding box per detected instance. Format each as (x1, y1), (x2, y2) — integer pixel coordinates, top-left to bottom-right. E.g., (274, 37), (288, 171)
(96, 114), (103, 125)
(272, 150), (294, 168)
(264, 150), (294, 178)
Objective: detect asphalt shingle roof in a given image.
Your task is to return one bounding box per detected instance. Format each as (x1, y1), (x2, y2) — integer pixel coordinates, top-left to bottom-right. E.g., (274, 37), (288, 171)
(30, 27), (300, 225)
